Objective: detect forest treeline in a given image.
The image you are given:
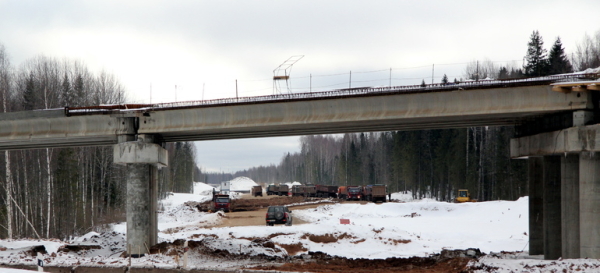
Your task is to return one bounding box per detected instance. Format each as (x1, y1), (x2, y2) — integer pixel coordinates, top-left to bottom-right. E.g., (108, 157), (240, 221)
(233, 129), (527, 201)
(215, 30), (600, 200)
(0, 46), (199, 239)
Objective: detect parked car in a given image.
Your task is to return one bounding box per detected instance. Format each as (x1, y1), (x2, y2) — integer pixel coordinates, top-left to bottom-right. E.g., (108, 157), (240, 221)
(265, 206), (292, 226)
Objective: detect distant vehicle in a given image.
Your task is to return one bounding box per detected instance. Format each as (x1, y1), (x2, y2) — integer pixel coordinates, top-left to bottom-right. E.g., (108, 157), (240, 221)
(265, 206), (292, 226)
(213, 194), (231, 212)
(371, 184), (387, 203)
(266, 185), (278, 195)
(346, 186), (363, 201)
(291, 185), (304, 196)
(337, 186), (348, 199)
(455, 189), (477, 203)
(362, 185), (372, 201)
(316, 185), (338, 198)
(251, 185), (263, 197)
(278, 184), (290, 196)
(302, 184), (317, 197)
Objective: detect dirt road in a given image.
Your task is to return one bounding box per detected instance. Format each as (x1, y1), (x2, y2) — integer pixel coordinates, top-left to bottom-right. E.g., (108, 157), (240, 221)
(215, 196), (326, 227)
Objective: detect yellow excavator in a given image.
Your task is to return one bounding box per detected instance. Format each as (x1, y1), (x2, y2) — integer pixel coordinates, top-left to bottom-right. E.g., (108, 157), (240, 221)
(455, 189), (477, 203)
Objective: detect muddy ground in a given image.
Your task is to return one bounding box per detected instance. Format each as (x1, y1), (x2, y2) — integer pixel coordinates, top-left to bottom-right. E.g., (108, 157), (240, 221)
(151, 236), (482, 273)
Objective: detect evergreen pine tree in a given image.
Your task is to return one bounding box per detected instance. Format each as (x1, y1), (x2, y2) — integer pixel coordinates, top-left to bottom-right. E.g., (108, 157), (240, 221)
(548, 37), (573, 75)
(441, 74), (448, 84)
(523, 30), (550, 77)
(62, 72), (71, 106)
(420, 79), (426, 87)
(510, 68), (524, 79)
(498, 67), (509, 79)
(454, 78), (459, 84)
(74, 74), (84, 107)
(22, 72), (36, 110)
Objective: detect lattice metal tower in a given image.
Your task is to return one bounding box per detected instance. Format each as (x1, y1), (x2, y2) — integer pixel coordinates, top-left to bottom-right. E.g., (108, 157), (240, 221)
(273, 55), (304, 94)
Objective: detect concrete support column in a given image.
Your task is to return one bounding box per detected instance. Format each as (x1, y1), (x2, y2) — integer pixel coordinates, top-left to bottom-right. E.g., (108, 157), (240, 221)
(580, 152), (600, 258)
(543, 155), (562, 260)
(561, 154), (579, 258)
(126, 163), (151, 257)
(529, 157), (544, 255)
(114, 137), (167, 257)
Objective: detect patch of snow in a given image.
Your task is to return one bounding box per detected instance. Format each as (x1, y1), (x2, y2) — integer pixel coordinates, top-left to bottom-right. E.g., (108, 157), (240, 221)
(227, 176), (259, 192)
(193, 182), (214, 195)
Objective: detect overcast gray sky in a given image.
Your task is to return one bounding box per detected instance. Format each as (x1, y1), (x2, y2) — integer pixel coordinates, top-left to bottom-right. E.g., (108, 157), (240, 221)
(1, 0), (599, 172)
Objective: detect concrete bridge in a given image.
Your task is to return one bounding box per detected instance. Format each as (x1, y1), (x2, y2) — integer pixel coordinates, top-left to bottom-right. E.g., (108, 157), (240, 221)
(1, 74), (599, 259)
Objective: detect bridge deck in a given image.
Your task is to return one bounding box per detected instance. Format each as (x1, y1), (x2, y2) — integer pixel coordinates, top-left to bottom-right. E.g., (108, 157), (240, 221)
(0, 74), (597, 150)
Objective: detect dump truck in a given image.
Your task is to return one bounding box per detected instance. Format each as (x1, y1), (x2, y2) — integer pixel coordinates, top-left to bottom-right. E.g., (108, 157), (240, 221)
(346, 186), (363, 201)
(337, 186), (348, 199)
(316, 185), (338, 198)
(371, 184), (387, 203)
(266, 185), (278, 195)
(291, 185), (303, 196)
(362, 185), (372, 201)
(455, 189), (477, 203)
(303, 184), (317, 197)
(292, 184), (317, 197)
(278, 184), (290, 196)
(251, 185), (263, 197)
(212, 194), (231, 212)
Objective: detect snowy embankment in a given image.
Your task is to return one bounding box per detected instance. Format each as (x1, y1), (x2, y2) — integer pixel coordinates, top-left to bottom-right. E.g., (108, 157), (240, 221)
(2, 180), (600, 272)
(163, 195), (529, 259)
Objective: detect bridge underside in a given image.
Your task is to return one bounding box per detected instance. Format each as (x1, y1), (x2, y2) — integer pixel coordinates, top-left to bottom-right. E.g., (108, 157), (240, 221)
(512, 123), (600, 259)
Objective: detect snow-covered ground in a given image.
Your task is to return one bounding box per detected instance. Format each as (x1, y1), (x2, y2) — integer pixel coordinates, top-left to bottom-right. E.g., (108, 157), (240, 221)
(1, 179), (600, 272)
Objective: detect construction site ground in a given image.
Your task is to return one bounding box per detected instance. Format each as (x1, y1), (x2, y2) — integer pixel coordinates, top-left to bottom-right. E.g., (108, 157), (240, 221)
(186, 194), (479, 272)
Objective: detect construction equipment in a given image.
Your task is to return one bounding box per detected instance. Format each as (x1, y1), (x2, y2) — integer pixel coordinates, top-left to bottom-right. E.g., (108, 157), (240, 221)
(455, 189), (477, 203)
(346, 186), (363, 201)
(251, 185), (263, 197)
(370, 184), (387, 203)
(212, 194), (231, 212)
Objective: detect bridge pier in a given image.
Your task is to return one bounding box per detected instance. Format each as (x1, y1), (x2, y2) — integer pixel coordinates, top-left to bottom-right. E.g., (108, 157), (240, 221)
(561, 154), (579, 259)
(542, 156), (561, 260)
(511, 123), (600, 259)
(528, 157), (544, 255)
(114, 135), (167, 257)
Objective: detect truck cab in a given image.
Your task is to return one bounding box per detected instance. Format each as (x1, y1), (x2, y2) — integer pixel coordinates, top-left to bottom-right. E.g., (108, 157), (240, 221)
(213, 194), (231, 212)
(347, 186), (362, 200)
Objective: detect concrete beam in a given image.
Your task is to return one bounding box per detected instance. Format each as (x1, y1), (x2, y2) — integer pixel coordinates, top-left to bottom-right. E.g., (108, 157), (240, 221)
(511, 123), (600, 158)
(0, 84), (593, 149)
(141, 85), (592, 142)
(113, 141), (168, 167)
